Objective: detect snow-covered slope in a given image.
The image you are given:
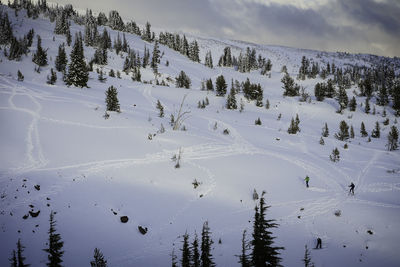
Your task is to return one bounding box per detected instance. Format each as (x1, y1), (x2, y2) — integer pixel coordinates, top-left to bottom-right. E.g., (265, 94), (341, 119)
(1, 5), (400, 267)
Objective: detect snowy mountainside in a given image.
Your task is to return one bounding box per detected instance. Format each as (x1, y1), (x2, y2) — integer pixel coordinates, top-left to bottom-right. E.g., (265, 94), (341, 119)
(1, 4), (400, 267)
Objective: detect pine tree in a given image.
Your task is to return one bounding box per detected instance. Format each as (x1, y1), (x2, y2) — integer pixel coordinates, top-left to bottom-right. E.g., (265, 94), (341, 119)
(302, 245), (313, 267)
(98, 70), (107, 83)
(15, 239), (29, 267)
(392, 82), (400, 116)
(314, 83), (325, 101)
(335, 121), (350, 141)
(201, 221), (215, 267)
(322, 123), (329, 137)
(156, 100), (164, 117)
(377, 85), (389, 106)
(105, 86), (120, 112)
(206, 79), (214, 91)
(175, 71), (191, 89)
(215, 75), (227, 97)
(90, 248), (107, 267)
(226, 88), (237, 110)
(325, 79), (335, 98)
(365, 98), (370, 114)
(281, 73), (299, 96)
(32, 35), (47, 67)
(265, 99), (270, 109)
(319, 137), (325, 145)
(371, 121), (380, 138)
(350, 125), (355, 138)
(181, 233), (191, 267)
(204, 51), (213, 68)
(44, 211), (64, 267)
(10, 249), (18, 267)
(55, 44), (67, 72)
(17, 70), (24, 81)
(151, 40), (160, 74)
(387, 126), (399, 151)
(171, 248), (178, 267)
(330, 148), (340, 162)
(349, 96), (357, 111)
(251, 191), (284, 267)
(191, 232), (200, 267)
(360, 122), (368, 137)
(66, 34), (89, 87)
(288, 118), (300, 134)
(255, 117), (262, 125)
(336, 86), (348, 113)
(47, 68), (57, 85)
(238, 230), (251, 267)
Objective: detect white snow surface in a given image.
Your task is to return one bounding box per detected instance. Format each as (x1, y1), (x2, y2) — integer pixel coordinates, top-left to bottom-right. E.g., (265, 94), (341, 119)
(1, 6), (400, 267)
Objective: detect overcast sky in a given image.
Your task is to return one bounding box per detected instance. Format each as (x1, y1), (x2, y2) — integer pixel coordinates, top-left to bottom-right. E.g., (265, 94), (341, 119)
(53, 0), (400, 57)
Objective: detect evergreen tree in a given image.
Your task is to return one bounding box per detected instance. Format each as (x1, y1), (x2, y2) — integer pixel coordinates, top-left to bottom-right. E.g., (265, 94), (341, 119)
(377, 85), (389, 106)
(226, 88), (237, 110)
(350, 125), (355, 139)
(108, 10), (124, 31)
(251, 191), (284, 267)
(281, 73), (299, 96)
(16, 239), (29, 267)
(336, 86), (348, 113)
(201, 221), (215, 267)
(348, 96), (357, 111)
(206, 79), (214, 91)
(151, 40), (160, 73)
(55, 44), (67, 72)
(10, 249), (17, 267)
(330, 148), (340, 162)
(360, 122), (368, 137)
(47, 68), (57, 85)
(32, 35), (47, 67)
(314, 83), (325, 101)
(238, 230), (251, 267)
(265, 99), (270, 109)
(215, 75), (227, 96)
(191, 232), (200, 267)
(17, 70), (24, 81)
(255, 117), (262, 125)
(371, 121), (380, 138)
(365, 98), (370, 114)
(90, 248), (107, 267)
(325, 79), (335, 98)
(204, 51), (213, 68)
(335, 121), (350, 141)
(322, 123), (329, 137)
(156, 100), (164, 117)
(66, 34), (89, 87)
(288, 117), (300, 134)
(171, 248), (178, 267)
(44, 211), (64, 267)
(302, 245), (313, 267)
(319, 137), (325, 145)
(175, 71), (191, 89)
(392, 83), (400, 116)
(98, 70), (107, 83)
(54, 10), (69, 35)
(66, 28), (72, 46)
(105, 86), (120, 112)
(181, 233), (191, 267)
(387, 126), (399, 151)
(109, 69), (115, 77)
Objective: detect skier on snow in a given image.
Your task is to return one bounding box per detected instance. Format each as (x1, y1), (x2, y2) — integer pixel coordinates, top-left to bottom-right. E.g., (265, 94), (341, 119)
(348, 182), (355, 195)
(304, 175), (310, 188)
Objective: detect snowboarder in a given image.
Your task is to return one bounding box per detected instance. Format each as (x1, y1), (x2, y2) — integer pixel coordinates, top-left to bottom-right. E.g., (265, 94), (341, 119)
(304, 175), (310, 188)
(316, 237), (322, 249)
(349, 182), (355, 195)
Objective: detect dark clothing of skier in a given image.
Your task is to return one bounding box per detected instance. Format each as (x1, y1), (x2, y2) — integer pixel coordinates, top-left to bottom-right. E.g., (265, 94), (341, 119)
(304, 176), (310, 188)
(349, 182), (355, 195)
(316, 238), (322, 249)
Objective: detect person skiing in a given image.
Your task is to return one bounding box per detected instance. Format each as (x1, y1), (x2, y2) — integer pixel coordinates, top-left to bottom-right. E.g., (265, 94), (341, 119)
(349, 182), (355, 195)
(304, 175), (310, 188)
(316, 237), (322, 249)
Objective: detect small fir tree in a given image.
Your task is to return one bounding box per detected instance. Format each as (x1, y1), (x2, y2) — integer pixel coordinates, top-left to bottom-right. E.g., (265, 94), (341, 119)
(98, 70), (107, 83)
(181, 233), (191, 267)
(335, 121), (349, 141)
(237, 230), (251, 267)
(47, 68), (57, 85)
(387, 126), (399, 151)
(16, 239), (29, 267)
(66, 34), (89, 87)
(90, 248), (107, 267)
(349, 96), (357, 111)
(371, 121), (380, 138)
(44, 211), (64, 267)
(319, 137), (325, 145)
(265, 99), (270, 109)
(175, 71), (191, 89)
(251, 191), (284, 267)
(350, 125), (355, 138)
(191, 232), (200, 267)
(156, 100), (164, 117)
(255, 117), (262, 125)
(302, 245), (313, 267)
(10, 249), (17, 267)
(281, 73), (299, 96)
(360, 122), (368, 137)
(201, 221), (215, 267)
(105, 86), (120, 112)
(206, 79), (214, 91)
(336, 86), (348, 113)
(215, 75), (227, 97)
(17, 70), (24, 81)
(330, 148), (340, 162)
(55, 44), (67, 72)
(365, 98), (370, 114)
(32, 35), (47, 67)
(322, 123), (329, 137)
(226, 88), (237, 110)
